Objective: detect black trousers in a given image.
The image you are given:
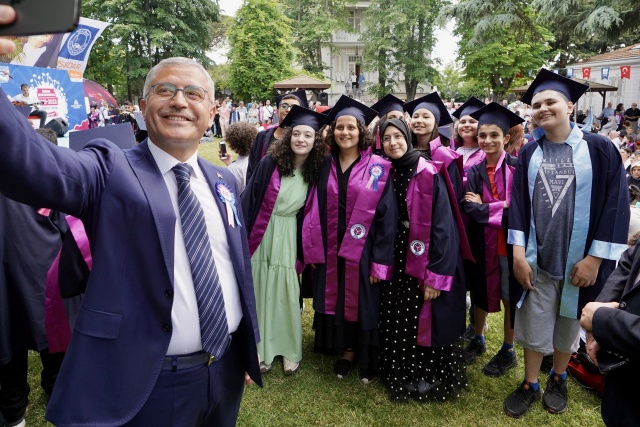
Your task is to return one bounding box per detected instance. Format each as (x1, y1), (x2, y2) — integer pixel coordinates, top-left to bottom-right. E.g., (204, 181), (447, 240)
(0, 348), (65, 425)
(30, 109), (47, 128)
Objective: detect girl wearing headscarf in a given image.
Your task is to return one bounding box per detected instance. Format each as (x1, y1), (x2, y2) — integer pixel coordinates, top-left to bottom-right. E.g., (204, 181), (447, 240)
(377, 118), (470, 401)
(303, 96), (397, 383)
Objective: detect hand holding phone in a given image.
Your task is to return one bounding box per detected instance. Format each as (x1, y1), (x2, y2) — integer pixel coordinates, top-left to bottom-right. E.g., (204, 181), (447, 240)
(0, 5), (16, 54)
(219, 140), (228, 160)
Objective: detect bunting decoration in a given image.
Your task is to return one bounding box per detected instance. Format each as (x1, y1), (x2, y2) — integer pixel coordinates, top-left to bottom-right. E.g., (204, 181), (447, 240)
(621, 66), (631, 79)
(601, 67), (610, 80)
(566, 68), (574, 78)
(582, 67), (591, 79)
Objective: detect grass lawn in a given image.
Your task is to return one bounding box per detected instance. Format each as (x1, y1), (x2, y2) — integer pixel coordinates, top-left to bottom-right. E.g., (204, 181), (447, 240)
(22, 139), (605, 426)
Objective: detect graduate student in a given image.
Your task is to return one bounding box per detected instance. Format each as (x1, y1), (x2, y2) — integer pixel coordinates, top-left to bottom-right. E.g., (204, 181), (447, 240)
(241, 106), (326, 376)
(460, 102), (524, 377)
(452, 97), (487, 188)
(505, 69), (629, 418)
(246, 90), (308, 182)
(378, 118), (469, 401)
(404, 92), (463, 201)
(303, 96), (397, 383)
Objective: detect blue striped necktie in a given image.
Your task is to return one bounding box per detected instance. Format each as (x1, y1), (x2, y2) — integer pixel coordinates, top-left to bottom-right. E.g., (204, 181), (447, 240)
(172, 163), (229, 358)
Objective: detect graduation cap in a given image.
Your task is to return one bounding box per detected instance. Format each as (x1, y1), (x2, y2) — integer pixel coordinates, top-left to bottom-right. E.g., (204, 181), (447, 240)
(439, 123), (453, 141)
(279, 105), (326, 132)
(69, 123), (136, 152)
(403, 92), (453, 127)
(371, 94), (405, 119)
(325, 95), (377, 126)
(520, 68), (589, 105)
(452, 97), (485, 119)
(315, 106), (331, 114)
(275, 89), (309, 109)
(470, 102), (525, 134)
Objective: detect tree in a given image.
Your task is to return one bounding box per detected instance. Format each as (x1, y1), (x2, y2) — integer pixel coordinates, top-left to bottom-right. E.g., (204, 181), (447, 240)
(455, 18), (551, 100)
(82, 0), (219, 101)
(440, 0), (640, 71)
(361, 0), (440, 100)
(280, 0), (354, 76)
(227, 0), (295, 102)
(434, 63), (487, 102)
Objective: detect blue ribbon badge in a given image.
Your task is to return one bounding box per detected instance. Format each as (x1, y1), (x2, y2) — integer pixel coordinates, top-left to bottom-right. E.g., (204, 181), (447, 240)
(366, 164), (385, 192)
(215, 182), (242, 228)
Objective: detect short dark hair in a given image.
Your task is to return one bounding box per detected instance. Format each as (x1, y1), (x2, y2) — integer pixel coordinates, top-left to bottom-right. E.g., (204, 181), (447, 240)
(225, 122), (257, 157)
(327, 118), (373, 151)
(35, 128), (58, 145)
(20, 84), (28, 89)
(124, 101), (132, 106)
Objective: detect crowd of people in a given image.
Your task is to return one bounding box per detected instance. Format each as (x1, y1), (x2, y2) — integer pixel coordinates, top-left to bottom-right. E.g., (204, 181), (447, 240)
(0, 5), (639, 425)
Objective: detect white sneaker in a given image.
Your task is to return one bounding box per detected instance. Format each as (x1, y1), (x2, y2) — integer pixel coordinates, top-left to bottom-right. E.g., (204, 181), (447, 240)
(283, 357), (299, 375)
(466, 295), (471, 310)
(259, 362), (272, 374)
(7, 420), (26, 427)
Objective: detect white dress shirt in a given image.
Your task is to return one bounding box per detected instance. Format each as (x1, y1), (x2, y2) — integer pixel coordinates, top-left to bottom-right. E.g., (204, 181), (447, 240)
(148, 140), (243, 355)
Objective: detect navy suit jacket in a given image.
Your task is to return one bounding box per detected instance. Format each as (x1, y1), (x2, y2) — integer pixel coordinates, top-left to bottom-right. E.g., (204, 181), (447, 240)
(0, 88), (261, 426)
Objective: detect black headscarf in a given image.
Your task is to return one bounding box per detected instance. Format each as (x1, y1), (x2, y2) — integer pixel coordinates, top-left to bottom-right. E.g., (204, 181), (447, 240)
(379, 118), (422, 173)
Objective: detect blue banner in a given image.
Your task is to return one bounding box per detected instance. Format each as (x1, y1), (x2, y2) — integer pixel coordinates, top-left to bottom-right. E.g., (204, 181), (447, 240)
(601, 67), (610, 80)
(566, 68), (574, 78)
(0, 64), (86, 130)
(552, 69), (560, 74)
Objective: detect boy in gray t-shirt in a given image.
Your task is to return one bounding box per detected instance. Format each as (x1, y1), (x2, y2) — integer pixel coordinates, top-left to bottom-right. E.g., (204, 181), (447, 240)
(504, 69), (630, 419)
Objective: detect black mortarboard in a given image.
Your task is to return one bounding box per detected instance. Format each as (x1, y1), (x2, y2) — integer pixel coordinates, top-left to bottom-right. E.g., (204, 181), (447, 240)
(403, 92), (452, 127)
(470, 102), (525, 134)
(275, 89), (309, 109)
(452, 96), (485, 119)
(279, 105), (326, 132)
(371, 94), (405, 119)
(439, 123), (453, 141)
(325, 95), (377, 126)
(520, 68), (588, 105)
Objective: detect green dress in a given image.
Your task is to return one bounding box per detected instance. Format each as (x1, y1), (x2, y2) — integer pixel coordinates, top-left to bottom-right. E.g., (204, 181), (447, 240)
(251, 171), (308, 365)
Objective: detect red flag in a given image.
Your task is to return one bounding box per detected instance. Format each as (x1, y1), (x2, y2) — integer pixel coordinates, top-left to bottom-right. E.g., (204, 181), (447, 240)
(621, 66), (631, 79)
(582, 67), (591, 79)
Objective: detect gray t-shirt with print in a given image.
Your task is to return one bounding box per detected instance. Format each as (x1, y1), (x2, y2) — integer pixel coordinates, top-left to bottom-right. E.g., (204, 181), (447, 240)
(533, 140), (576, 280)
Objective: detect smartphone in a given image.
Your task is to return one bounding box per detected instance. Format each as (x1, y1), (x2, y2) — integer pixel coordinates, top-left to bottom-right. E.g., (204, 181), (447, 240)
(219, 140), (227, 160)
(0, 0), (80, 36)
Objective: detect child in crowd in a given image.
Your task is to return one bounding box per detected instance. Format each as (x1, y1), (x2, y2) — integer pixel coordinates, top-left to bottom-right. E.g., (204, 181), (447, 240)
(506, 69), (629, 418)
(460, 102), (524, 377)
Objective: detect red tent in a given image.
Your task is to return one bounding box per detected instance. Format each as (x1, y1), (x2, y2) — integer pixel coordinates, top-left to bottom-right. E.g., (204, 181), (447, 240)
(83, 79), (117, 107)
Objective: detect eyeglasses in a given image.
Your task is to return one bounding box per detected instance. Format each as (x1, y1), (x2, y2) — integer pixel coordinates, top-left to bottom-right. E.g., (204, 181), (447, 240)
(148, 82), (208, 103)
(382, 132), (406, 144)
(280, 103), (293, 110)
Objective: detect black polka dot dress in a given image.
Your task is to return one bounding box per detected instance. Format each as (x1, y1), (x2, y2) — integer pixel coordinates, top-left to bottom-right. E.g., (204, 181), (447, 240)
(379, 164), (467, 402)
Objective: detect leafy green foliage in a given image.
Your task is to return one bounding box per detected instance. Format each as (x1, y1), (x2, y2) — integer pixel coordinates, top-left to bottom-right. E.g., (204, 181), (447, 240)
(361, 0), (441, 100)
(81, 0), (219, 102)
(281, 0), (354, 76)
(434, 64), (488, 102)
(227, 0), (296, 102)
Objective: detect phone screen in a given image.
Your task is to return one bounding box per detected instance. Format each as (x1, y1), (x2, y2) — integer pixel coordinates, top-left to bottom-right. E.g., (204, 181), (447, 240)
(0, 0), (80, 36)
(219, 141), (227, 159)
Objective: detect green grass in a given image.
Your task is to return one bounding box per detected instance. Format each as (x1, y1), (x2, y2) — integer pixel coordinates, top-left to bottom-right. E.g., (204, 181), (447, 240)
(21, 140), (605, 426)
(24, 305), (605, 427)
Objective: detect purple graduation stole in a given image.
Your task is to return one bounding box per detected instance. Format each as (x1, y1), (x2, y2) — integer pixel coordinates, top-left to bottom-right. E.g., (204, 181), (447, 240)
(326, 152), (390, 321)
(248, 168), (280, 256)
(481, 151), (515, 312)
(430, 136), (463, 177)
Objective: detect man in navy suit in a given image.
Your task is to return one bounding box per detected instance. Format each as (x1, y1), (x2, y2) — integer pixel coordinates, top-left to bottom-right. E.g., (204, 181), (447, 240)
(0, 20), (261, 425)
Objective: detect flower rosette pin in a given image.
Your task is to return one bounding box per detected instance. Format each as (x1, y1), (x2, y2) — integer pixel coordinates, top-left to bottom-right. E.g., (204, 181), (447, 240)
(366, 163), (385, 192)
(215, 181), (242, 228)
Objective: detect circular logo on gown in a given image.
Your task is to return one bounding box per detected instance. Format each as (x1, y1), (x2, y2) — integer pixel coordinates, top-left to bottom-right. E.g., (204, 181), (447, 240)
(410, 240), (426, 256)
(350, 224), (366, 239)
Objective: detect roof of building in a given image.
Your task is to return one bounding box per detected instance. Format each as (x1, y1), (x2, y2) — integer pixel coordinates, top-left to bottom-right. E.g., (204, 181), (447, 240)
(575, 43), (640, 64)
(273, 74), (331, 90)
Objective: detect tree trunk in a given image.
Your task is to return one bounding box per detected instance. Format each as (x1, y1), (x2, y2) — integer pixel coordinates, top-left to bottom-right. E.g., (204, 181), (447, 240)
(405, 79), (419, 101)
